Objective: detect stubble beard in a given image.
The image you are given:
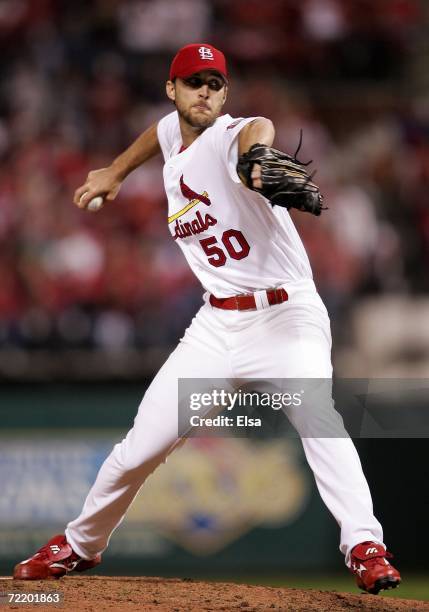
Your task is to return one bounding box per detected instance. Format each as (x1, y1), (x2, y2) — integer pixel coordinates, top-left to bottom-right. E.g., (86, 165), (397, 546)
(178, 106), (217, 131)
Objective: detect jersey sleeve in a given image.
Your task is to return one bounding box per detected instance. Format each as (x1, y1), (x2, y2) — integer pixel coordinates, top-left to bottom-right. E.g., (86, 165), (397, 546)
(156, 111), (181, 161)
(215, 115), (264, 183)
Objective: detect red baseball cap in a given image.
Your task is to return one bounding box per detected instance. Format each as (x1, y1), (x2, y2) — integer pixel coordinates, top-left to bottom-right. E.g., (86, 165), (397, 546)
(169, 43), (227, 81)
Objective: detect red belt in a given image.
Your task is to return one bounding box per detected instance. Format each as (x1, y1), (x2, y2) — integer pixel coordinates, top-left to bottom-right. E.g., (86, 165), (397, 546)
(209, 287), (288, 311)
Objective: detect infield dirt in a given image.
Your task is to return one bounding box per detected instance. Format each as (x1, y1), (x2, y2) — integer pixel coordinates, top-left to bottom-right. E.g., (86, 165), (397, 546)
(1, 576), (428, 611)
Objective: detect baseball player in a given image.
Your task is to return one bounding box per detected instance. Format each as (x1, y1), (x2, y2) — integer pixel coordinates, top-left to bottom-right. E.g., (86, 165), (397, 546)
(14, 43), (400, 595)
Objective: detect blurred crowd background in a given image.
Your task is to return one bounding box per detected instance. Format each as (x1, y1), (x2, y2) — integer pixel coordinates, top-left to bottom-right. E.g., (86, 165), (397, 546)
(0, 0), (428, 379)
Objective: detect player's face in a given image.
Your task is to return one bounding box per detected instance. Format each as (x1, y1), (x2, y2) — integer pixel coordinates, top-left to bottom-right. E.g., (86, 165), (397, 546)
(166, 70), (227, 130)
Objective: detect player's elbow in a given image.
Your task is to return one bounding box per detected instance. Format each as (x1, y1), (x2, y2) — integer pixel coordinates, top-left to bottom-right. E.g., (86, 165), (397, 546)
(239, 118), (275, 155)
(252, 117), (275, 142)
(256, 117), (275, 136)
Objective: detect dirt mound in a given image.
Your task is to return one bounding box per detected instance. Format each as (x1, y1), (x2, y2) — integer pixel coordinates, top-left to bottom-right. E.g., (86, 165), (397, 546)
(1, 576), (428, 611)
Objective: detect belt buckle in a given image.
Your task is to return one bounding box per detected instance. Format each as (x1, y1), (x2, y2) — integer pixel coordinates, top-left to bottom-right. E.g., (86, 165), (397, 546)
(253, 290), (271, 310)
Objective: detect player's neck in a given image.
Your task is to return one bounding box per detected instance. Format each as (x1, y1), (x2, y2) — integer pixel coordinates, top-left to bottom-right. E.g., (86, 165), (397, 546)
(179, 122), (206, 147)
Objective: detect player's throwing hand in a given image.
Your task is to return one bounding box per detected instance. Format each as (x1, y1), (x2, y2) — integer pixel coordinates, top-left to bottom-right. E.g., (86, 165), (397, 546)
(74, 123), (160, 211)
(73, 166), (123, 210)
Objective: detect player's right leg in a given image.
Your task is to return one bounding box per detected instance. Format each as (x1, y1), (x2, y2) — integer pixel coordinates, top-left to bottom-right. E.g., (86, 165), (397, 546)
(13, 304), (231, 579)
(229, 290), (401, 594)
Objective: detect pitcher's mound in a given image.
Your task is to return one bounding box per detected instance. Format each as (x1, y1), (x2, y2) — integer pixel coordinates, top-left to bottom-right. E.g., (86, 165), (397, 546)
(4, 576), (429, 611)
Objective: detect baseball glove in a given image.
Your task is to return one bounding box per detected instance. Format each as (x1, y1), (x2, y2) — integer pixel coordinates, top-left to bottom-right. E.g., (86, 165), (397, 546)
(237, 137), (326, 216)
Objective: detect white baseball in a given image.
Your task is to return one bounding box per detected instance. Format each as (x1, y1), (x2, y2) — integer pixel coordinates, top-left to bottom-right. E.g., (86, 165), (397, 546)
(87, 196), (104, 212)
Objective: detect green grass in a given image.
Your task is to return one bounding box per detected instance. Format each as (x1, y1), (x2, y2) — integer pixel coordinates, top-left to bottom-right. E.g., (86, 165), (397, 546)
(207, 574), (429, 602)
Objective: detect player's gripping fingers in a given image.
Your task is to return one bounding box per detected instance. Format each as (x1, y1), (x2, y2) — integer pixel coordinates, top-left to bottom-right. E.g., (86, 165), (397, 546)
(74, 174), (105, 209)
(74, 184), (91, 207)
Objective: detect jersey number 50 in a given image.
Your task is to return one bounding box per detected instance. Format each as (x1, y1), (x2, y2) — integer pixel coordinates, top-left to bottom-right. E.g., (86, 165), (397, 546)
(199, 229), (250, 267)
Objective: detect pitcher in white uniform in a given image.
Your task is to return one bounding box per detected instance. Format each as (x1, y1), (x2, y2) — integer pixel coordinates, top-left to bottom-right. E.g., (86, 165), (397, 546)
(13, 43), (401, 595)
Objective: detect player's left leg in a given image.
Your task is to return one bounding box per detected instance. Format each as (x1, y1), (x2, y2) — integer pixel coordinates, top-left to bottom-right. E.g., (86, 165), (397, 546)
(230, 291), (400, 593)
(13, 303), (233, 579)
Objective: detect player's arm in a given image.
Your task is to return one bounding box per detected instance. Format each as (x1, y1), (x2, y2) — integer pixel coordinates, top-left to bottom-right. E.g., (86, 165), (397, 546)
(238, 118), (275, 189)
(74, 122), (161, 209)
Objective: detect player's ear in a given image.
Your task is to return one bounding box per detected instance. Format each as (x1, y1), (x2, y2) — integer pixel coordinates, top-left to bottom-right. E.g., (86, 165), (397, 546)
(166, 80), (176, 103)
(221, 84), (228, 105)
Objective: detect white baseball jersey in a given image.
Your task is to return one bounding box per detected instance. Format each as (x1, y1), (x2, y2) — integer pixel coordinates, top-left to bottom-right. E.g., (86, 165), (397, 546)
(157, 110), (313, 297)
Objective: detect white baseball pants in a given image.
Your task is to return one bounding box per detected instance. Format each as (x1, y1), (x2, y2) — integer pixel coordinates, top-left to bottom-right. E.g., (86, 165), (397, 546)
(66, 280), (383, 566)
